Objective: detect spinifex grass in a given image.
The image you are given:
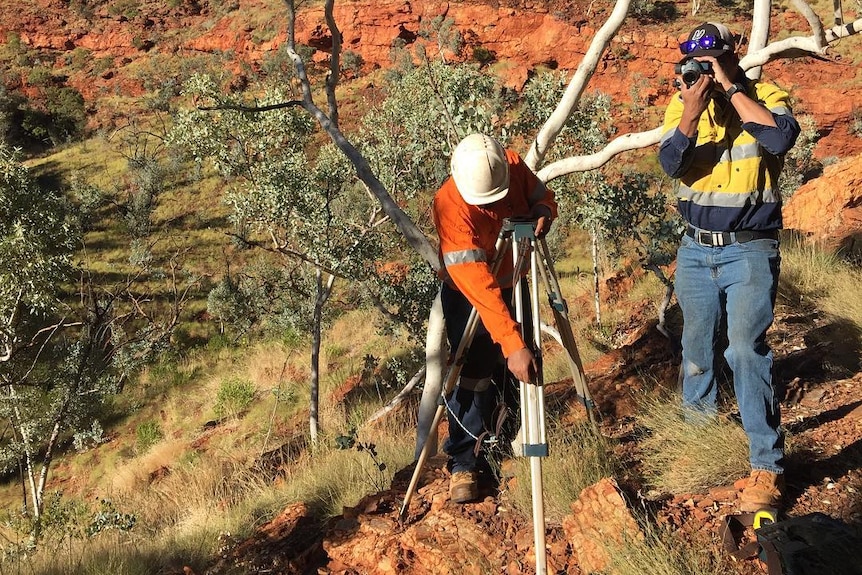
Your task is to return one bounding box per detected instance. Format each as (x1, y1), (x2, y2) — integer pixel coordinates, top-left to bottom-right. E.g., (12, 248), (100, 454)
(507, 419), (621, 523)
(780, 237), (862, 327)
(602, 518), (737, 575)
(637, 395), (750, 494)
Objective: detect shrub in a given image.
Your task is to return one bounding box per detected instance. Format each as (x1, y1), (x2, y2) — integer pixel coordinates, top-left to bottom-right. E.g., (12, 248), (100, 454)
(214, 377), (256, 418)
(342, 50), (364, 77)
(778, 114), (820, 199)
(135, 420), (163, 454)
(472, 45), (495, 64)
(851, 106), (862, 138)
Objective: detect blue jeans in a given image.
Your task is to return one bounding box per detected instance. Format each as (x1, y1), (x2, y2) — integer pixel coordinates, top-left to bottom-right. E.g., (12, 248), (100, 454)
(675, 234), (784, 474)
(440, 283), (527, 473)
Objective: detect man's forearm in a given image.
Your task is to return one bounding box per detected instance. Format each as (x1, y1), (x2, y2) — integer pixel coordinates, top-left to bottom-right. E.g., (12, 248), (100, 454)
(726, 89), (777, 126)
(744, 114), (801, 156)
(659, 129), (694, 178)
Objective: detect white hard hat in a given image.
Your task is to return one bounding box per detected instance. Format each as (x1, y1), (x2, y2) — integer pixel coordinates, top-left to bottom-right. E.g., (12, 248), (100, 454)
(450, 133), (510, 205)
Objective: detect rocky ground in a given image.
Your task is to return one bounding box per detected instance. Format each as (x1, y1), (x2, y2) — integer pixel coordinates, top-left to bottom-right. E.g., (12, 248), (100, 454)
(188, 284), (862, 574)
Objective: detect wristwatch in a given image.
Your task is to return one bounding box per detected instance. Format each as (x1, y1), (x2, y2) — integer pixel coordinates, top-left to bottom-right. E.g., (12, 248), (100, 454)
(725, 83), (746, 100)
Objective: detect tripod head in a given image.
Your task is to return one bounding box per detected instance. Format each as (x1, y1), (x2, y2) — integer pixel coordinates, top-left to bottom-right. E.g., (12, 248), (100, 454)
(501, 216), (538, 234)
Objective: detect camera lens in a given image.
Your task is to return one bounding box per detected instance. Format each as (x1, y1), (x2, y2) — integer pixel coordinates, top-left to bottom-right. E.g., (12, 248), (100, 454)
(678, 59), (707, 87)
(682, 68), (700, 87)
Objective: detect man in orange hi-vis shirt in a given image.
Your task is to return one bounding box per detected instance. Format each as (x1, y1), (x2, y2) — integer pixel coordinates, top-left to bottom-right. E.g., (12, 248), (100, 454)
(432, 133), (557, 503)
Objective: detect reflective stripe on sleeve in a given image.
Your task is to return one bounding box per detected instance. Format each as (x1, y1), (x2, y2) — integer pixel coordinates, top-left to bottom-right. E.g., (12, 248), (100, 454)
(443, 249), (487, 267)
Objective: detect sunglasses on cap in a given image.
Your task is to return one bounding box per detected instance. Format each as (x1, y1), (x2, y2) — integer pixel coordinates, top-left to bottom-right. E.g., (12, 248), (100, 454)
(679, 35), (729, 54)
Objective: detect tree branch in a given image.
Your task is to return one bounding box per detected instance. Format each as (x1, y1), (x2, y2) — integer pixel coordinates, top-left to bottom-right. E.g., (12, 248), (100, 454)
(199, 101), (304, 112)
(525, 0), (631, 170)
(536, 127), (663, 182)
(364, 366), (426, 425)
(280, 0), (440, 271)
(324, 0), (341, 127)
(739, 18), (862, 68)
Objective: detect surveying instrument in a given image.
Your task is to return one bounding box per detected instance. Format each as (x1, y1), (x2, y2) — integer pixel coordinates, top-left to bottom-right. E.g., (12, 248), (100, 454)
(400, 217), (596, 575)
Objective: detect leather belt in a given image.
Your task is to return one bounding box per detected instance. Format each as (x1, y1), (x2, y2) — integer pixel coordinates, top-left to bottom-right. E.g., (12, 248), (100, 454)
(685, 225), (778, 247)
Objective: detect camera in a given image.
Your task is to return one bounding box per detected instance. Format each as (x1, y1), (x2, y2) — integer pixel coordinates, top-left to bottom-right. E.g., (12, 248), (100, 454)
(674, 59), (713, 88)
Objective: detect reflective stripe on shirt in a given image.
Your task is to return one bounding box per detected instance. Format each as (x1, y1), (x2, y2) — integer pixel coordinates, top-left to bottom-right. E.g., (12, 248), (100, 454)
(678, 185), (780, 207)
(443, 248), (486, 267)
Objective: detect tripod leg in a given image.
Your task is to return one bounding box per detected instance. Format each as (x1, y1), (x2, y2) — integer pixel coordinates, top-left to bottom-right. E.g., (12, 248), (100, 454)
(399, 307), (478, 520)
(512, 234), (548, 575)
(537, 238), (598, 426)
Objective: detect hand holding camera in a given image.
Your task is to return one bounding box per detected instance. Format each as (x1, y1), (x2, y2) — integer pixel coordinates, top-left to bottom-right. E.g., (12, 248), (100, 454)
(674, 58), (713, 88)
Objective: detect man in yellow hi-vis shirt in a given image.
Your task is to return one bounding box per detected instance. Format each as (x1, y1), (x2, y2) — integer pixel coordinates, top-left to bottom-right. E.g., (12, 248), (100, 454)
(659, 22), (801, 512)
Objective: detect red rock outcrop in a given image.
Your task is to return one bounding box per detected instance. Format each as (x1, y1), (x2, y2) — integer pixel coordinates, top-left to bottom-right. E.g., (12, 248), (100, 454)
(783, 153), (862, 254)
(2, 0), (860, 158)
(562, 477), (643, 573)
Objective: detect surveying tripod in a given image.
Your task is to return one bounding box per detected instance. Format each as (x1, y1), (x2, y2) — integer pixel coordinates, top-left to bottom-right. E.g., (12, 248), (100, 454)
(399, 217), (596, 575)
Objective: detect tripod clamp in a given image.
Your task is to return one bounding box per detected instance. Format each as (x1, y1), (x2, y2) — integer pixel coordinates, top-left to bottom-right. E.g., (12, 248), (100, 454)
(501, 216), (539, 238)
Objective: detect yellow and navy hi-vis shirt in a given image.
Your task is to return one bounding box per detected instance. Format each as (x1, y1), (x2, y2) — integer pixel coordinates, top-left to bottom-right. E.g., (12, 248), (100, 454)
(660, 82), (796, 232)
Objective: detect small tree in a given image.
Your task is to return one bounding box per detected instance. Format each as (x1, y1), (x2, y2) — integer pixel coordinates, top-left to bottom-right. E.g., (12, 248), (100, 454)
(0, 141), (198, 539)
(575, 171), (683, 335)
(170, 77), (388, 442)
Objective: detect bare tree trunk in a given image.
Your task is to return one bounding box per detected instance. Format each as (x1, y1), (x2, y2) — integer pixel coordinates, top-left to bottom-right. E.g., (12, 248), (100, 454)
(415, 290), (445, 458)
(34, 420), (62, 517)
(525, 0), (631, 171)
(309, 268), (335, 445)
(8, 387), (41, 519)
(591, 228), (602, 327)
(644, 263), (675, 343)
(748, 0), (772, 80)
(365, 366), (426, 425)
(282, 0), (439, 272)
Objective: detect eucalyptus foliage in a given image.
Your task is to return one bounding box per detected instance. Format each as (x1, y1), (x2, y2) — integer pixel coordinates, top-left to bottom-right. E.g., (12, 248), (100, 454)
(510, 71), (616, 241)
(0, 142), (76, 329)
(355, 61), (505, 331)
(169, 77), (380, 334)
(576, 171), (682, 267)
(359, 60), (503, 212)
(0, 143), (109, 527)
(0, 140), (191, 533)
(777, 114), (820, 199)
(168, 74), (315, 183)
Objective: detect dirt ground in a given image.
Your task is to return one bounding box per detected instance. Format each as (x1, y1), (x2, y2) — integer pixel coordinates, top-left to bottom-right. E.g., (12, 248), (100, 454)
(195, 289), (862, 575)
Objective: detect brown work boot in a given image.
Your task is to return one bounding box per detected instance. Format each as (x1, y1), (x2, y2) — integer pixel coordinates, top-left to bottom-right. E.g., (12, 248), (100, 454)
(449, 470), (479, 503)
(739, 470), (784, 512)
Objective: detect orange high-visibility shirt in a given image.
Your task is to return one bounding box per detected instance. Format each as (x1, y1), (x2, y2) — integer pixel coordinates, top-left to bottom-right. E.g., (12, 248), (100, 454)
(432, 149), (557, 358)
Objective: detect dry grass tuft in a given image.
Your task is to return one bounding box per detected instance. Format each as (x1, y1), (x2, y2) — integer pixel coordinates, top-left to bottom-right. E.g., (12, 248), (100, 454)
(603, 520), (737, 575)
(637, 395), (750, 494)
(507, 420), (621, 523)
(780, 238), (862, 327)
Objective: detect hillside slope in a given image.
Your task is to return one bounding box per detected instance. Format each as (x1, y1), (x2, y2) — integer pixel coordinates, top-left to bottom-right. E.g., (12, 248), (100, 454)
(200, 281), (862, 575)
(1, 2), (861, 574)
